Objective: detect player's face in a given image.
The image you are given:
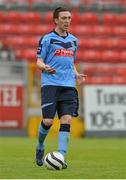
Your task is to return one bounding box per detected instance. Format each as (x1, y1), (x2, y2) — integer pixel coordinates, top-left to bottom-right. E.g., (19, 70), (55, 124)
(55, 11), (72, 32)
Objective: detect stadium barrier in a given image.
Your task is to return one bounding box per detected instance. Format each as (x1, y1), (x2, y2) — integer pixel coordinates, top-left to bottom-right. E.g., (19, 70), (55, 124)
(0, 61), (28, 136)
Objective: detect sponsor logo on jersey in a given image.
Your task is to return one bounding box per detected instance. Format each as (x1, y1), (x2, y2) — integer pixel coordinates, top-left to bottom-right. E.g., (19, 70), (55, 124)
(54, 49), (74, 57)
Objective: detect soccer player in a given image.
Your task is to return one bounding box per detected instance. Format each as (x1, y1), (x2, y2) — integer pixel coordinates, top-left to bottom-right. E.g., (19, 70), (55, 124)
(35, 7), (86, 169)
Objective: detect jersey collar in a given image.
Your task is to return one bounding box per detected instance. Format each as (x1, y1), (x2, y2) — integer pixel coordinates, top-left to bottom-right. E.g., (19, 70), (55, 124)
(53, 30), (69, 39)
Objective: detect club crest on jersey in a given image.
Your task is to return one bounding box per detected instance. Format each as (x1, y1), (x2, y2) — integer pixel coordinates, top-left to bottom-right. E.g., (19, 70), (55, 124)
(71, 42), (75, 47)
(54, 49), (74, 57)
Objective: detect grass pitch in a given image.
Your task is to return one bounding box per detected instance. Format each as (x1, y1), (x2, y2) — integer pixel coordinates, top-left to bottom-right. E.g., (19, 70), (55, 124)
(0, 137), (126, 179)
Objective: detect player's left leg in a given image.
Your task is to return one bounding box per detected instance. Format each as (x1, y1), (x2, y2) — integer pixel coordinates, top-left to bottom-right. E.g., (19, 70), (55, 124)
(58, 115), (71, 157)
(57, 87), (79, 169)
(58, 115), (72, 169)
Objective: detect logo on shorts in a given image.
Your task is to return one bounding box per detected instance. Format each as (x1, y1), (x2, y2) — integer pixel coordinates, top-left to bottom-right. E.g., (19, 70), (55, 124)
(54, 49), (74, 57)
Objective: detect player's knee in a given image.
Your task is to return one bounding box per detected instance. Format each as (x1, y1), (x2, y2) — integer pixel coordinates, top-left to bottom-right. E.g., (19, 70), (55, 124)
(60, 115), (72, 124)
(43, 118), (53, 127)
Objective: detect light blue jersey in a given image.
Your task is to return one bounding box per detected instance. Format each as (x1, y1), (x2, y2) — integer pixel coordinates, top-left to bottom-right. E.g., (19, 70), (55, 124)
(37, 31), (78, 87)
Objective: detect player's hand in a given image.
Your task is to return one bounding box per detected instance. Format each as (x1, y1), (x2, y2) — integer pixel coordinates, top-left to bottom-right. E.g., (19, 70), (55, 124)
(44, 65), (56, 74)
(76, 74), (87, 85)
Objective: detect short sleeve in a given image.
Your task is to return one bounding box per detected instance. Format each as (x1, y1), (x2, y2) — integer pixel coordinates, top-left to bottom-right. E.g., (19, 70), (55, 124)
(36, 37), (48, 61)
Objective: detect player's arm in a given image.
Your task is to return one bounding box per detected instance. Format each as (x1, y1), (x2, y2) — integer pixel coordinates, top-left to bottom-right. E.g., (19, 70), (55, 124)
(37, 58), (56, 74)
(74, 65), (87, 85)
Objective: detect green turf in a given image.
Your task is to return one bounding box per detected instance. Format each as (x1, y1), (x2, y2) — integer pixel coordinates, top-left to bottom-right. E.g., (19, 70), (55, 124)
(0, 137), (126, 179)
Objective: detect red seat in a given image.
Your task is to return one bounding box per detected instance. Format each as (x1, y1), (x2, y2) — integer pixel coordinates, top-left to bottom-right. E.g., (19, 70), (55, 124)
(71, 11), (78, 25)
(19, 12), (41, 23)
(15, 49), (36, 61)
(84, 66), (96, 75)
(99, 38), (126, 49)
(31, 25), (53, 35)
(120, 51), (126, 62)
(82, 50), (101, 62)
(79, 38), (103, 49)
(113, 26), (126, 36)
(76, 50), (83, 60)
(4, 11), (41, 23)
(101, 50), (120, 62)
(79, 38), (121, 49)
(116, 39), (126, 49)
(15, 24), (52, 35)
(116, 67), (126, 76)
(99, 38), (120, 49)
(0, 12), (6, 22)
(118, 13), (126, 25)
(112, 77), (126, 84)
(9, 36), (38, 48)
(0, 24), (17, 34)
(6, 11), (21, 23)
(102, 13), (120, 25)
(44, 12), (53, 24)
(71, 25), (114, 37)
(77, 12), (99, 25)
(86, 76), (113, 84)
(93, 26), (114, 36)
(79, 38), (91, 48)
(71, 26), (94, 36)
(0, 24), (53, 35)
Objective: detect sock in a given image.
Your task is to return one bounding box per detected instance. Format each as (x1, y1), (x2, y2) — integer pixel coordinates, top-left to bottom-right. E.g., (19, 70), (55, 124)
(36, 121), (51, 151)
(58, 124), (70, 157)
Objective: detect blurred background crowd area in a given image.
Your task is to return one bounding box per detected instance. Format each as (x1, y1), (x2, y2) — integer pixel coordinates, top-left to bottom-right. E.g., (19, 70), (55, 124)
(0, 0), (126, 65)
(0, 0), (126, 137)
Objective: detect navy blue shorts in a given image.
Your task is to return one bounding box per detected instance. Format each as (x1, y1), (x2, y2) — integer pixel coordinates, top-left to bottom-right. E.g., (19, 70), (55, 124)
(41, 85), (79, 119)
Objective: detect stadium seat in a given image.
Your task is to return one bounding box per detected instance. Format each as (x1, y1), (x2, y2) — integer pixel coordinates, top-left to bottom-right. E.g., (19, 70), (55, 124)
(0, 12), (6, 22)
(43, 12), (53, 24)
(79, 38), (90, 48)
(102, 13), (120, 25)
(116, 67), (126, 76)
(79, 38), (102, 49)
(5, 11), (42, 24)
(82, 50), (101, 62)
(120, 51), (126, 61)
(99, 38), (119, 49)
(6, 11), (21, 23)
(93, 25), (114, 36)
(84, 66), (96, 75)
(15, 49), (36, 62)
(8, 36), (38, 48)
(0, 37), (9, 48)
(77, 12), (99, 25)
(86, 76), (113, 84)
(1, 24), (53, 35)
(76, 50), (83, 61)
(113, 26), (126, 36)
(112, 77), (126, 84)
(71, 11), (78, 25)
(0, 24), (17, 34)
(79, 38), (124, 50)
(118, 13), (126, 25)
(0, 24), (29, 35)
(101, 50), (120, 62)
(71, 26), (94, 36)
(116, 38), (126, 48)
(19, 12), (42, 23)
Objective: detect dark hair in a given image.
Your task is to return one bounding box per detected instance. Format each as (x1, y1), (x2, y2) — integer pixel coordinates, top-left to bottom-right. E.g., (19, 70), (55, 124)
(53, 7), (71, 19)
